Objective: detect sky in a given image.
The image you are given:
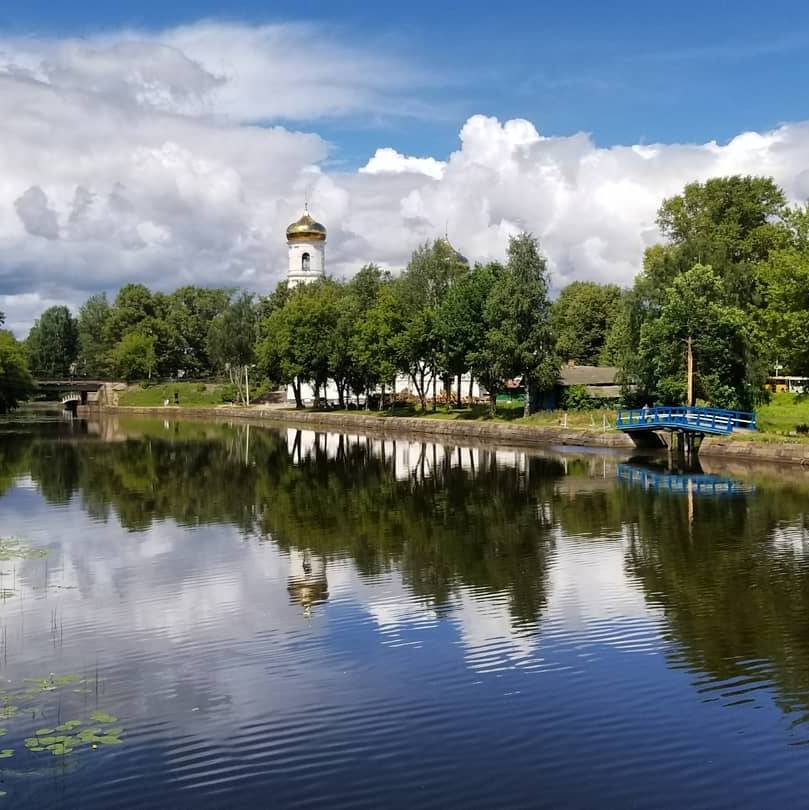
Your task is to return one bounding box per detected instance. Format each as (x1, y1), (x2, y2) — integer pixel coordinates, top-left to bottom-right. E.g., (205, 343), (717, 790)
(2, 0), (809, 335)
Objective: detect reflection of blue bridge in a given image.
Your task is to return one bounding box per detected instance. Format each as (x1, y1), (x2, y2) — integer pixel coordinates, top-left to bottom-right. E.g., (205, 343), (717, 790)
(616, 464), (755, 496)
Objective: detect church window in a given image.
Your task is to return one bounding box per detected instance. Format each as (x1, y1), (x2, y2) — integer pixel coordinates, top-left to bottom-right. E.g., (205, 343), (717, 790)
(302, 252), (311, 271)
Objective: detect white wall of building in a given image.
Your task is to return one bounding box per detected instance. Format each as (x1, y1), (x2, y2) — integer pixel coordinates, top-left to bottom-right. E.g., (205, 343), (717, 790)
(287, 239), (325, 288)
(287, 373), (484, 407)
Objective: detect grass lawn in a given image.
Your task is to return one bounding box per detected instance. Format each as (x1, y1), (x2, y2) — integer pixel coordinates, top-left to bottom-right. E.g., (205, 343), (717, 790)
(320, 402), (616, 429)
(750, 393), (809, 437)
(117, 382), (226, 407)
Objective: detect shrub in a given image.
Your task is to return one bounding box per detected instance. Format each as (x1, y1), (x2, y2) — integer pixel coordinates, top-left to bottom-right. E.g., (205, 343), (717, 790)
(220, 383), (238, 403)
(562, 385), (593, 411)
(196, 382), (207, 393)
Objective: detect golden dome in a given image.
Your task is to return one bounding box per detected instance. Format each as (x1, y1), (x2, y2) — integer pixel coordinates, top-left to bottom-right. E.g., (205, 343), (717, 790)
(286, 208), (327, 242)
(438, 236), (469, 266)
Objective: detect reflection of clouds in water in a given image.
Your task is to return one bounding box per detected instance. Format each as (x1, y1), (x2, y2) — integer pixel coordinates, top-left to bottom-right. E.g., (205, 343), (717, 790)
(348, 528), (664, 673)
(771, 522), (809, 556)
(451, 589), (539, 671)
(545, 528), (656, 627)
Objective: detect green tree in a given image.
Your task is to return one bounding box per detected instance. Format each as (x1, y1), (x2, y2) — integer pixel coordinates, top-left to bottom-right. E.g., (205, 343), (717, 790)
(110, 332), (157, 383)
(164, 286), (231, 377)
(25, 305), (79, 377)
(637, 265), (762, 409)
(484, 234), (558, 416)
(206, 293), (257, 404)
(332, 266), (387, 408)
(351, 279), (404, 408)
(397, 241), (468, 409)
(551, 281), (623, 366)
(76, 293), (112, 377)
(256, 282), (339, 408)
(757, 246), (809, 375)
(105, 284), (174, 376)
(438, 261), (504, 407)
(0, 331), (35, 412)
(650, 175), (788, 307)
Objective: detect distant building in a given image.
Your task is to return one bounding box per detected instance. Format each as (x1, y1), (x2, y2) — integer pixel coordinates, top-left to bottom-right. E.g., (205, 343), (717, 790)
(768, 375), (808, 394)
(539, 364), (623, 409)
(286, 206), (327, 289)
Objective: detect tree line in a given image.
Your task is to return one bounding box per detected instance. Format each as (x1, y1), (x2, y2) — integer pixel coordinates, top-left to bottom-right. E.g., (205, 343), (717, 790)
(2, 174), (809, 414)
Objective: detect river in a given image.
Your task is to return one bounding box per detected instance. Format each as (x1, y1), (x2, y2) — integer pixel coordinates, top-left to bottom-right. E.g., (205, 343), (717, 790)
(1, 411), (808, 808)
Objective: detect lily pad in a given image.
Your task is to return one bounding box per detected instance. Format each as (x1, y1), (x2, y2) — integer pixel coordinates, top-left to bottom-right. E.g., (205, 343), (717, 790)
(90, 711), (117, 724)
(0, 749), (13, 759)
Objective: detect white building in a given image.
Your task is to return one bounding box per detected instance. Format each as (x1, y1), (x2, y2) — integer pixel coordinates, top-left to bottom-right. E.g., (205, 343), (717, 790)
(286, 206), (327, 288)
(284, 207), (483, 406)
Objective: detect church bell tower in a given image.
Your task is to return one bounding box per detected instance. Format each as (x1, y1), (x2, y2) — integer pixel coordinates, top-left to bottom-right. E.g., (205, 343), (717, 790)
(286, 205), (326, 288)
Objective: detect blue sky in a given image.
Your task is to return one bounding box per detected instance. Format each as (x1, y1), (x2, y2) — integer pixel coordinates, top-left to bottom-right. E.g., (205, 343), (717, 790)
(3, 0), (809, 334)
(5, 0), (809, 166)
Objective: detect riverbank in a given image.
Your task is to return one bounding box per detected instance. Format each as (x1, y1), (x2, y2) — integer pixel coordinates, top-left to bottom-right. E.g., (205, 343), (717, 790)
(84, 404), (809, 465)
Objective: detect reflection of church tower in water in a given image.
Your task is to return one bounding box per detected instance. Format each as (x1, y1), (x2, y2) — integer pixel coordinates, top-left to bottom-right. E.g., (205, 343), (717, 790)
(286, 205), (327, 289)
(287, 548), (328, 618)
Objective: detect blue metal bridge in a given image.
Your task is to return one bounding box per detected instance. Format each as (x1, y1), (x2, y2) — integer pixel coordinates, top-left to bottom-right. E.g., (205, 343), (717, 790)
(616, 406), (756, 436)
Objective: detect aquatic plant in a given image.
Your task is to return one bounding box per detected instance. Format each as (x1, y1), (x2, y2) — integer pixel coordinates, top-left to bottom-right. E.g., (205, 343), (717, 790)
(0, 538), (49, 561)
(24, 714), (123, 756)
(0, 671), (125, 784)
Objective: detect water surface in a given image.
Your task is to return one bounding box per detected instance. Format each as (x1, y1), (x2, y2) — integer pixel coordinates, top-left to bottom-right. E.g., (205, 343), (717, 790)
(1, 412), (809, 808)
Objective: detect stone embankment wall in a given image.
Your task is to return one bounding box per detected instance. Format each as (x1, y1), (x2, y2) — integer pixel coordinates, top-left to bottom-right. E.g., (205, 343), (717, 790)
(85, 404), (809, 465)
(89, 405), (633, 449)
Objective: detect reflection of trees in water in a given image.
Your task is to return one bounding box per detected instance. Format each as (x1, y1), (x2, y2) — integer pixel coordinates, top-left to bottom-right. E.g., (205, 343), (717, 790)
(557, 479), (809, 726)
(4, 423), (562, 630)
(7, 418), (809, 725)
(256, 436), (563, 627)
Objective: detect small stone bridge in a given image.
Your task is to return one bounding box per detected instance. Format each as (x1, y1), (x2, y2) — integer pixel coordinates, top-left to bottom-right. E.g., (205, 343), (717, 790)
(35, 380), (117, 413)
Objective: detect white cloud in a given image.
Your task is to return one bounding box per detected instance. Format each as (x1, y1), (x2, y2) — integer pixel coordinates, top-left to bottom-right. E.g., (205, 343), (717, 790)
(360, 148), (446, 180)
(2, 23), (809, 336)
(334, 115), (809, 287)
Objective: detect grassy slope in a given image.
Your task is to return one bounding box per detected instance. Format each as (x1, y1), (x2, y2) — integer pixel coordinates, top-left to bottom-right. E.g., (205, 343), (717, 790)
(748, 393), (809, 438)
(324, 402), (616, 429)
(117, 382), (225, 407)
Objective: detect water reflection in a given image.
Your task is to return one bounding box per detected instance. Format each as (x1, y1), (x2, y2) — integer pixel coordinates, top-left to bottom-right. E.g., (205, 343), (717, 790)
(617, 461), (756, 496)
(1, 414), (809, 807)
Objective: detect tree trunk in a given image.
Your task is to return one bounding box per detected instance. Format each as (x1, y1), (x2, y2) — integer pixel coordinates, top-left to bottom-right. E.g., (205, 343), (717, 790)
(337, 382), (345, 410)
(489, 386), (497, 417)
(292, 379), (303, 409)
(379, 383), (385, 411)
(469, 375), (474, 400)
(432, 373), (437, 412)
(244, 365), (250, 406)
(523, 377), (532, 417)
(456, 373), (462, 408)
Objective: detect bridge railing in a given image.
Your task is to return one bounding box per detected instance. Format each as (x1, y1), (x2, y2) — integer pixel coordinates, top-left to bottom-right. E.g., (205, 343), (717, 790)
(616, 406), (756, 434)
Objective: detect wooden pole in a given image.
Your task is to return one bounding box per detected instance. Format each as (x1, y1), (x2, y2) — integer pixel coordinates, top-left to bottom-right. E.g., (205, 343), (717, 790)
(686, 336), (694, 407)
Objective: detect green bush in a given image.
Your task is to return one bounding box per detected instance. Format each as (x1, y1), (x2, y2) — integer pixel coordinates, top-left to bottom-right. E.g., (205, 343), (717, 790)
(196, 382), (207, 393)
(220, 383), (238, 403)
(562, 385), (593, 411)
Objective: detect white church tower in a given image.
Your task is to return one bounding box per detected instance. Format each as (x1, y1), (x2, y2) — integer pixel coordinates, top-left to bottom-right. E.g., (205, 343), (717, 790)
(286, 205), (327, 288)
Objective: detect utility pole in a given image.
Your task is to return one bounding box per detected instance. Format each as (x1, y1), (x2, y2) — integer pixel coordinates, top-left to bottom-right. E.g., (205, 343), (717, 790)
(686, 336), (694, 407)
